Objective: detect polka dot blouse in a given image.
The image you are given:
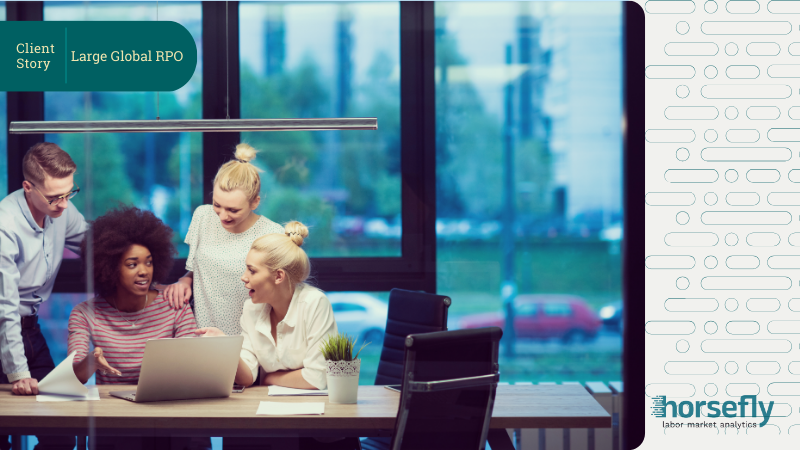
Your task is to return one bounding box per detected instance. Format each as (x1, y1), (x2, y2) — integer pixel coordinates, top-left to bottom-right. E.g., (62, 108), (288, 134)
(185, 205), (284, 336)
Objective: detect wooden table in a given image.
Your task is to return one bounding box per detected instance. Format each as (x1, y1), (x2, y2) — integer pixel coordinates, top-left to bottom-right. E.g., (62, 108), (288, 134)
(0, 384), (610, 449)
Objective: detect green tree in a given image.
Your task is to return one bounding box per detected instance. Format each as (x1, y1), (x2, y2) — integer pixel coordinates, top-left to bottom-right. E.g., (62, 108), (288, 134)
(58, 132), (135, 219)
(240, 58), (322, 187)
(435, 24), (552, 220)
(515, 139), (553, 215)
(165, 89), (205, 224)
(260, 187), (336, 251)
(339, 51), (401, 217)
(436, 28), (504, 219)
(239, 57), (337, 250)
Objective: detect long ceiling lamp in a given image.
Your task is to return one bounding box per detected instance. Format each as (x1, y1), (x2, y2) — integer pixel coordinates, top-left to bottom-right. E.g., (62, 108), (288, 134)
(9, 118), (378, 134)
(10, 3), (377, 135)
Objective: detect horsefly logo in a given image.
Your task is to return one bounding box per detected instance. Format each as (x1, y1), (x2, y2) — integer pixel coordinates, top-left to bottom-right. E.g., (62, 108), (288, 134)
(651, 395), (666, 418)
(651, 395), (774, 427)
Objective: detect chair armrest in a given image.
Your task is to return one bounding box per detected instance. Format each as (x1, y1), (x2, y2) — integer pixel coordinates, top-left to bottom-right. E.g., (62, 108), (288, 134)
(408, 373), (499, 392)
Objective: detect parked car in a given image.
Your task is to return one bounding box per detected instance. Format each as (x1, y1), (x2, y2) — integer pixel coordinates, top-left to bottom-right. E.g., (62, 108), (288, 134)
(599, 300), (623, 333)
(327, 292), (388, 346)
(459, 294), (601, 344)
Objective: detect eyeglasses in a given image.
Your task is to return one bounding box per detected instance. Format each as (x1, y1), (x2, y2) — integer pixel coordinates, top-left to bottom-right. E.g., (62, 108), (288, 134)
(29, 182), (81, 205)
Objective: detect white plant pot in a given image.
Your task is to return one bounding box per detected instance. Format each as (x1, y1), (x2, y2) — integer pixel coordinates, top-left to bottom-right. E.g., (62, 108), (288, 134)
(326, 359), (360, 404)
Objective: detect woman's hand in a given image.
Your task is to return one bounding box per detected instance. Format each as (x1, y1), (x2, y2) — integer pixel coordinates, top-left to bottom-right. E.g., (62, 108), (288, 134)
(194, 327), (227, 337)
(163, 277), (192, 310)
(93, 348), (121, 377)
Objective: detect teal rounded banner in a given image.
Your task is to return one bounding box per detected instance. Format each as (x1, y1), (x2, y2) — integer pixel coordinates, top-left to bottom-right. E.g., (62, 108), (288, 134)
(0, 21), (197, 91)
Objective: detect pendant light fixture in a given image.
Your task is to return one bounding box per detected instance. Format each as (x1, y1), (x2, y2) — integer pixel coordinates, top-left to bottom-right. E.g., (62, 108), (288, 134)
(10, 2), (377, 135)
(9, 118), (378, 134)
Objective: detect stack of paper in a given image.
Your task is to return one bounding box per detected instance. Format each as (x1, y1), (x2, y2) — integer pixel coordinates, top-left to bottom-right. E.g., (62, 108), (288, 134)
(37, 387), (101, 402)
(267, 386), (328, 396)
(256, 401), (325, 415)
(36, 351), (100, 402)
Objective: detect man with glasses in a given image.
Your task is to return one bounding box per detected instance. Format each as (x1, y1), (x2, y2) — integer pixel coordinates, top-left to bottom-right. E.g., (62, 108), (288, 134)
(0, 143), (85, 449)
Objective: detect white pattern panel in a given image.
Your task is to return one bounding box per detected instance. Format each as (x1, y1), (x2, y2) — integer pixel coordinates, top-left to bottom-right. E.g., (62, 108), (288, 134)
(644, 0), (800, 444)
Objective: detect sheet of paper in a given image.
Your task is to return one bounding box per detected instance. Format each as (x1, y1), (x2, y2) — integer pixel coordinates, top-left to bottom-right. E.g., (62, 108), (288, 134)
(267, 386), (328, 396)
(256, 401), (325, 416)
(37, 387), (100, 402)
(37, 351), (89, 397)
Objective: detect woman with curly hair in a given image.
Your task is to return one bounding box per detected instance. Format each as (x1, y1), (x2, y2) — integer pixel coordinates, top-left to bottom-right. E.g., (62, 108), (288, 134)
(68, 206), (198, 384)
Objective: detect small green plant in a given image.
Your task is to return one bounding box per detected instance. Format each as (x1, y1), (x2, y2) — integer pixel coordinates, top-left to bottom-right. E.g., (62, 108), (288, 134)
(320, 333), (370, 361)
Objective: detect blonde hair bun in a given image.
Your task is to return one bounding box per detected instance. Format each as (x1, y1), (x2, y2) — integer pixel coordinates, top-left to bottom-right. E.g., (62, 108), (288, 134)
(213, 143), (262, 203)
(251, 223), (312, 286)
(234, 143), (257, 163)
(284, 221), (309, 247)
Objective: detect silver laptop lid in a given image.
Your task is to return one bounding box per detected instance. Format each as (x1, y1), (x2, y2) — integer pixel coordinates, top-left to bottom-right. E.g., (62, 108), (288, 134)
(134, 335), (244, 402)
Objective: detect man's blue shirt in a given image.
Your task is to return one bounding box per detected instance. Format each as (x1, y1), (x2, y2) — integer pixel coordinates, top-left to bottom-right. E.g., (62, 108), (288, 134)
(0, 189), (87, 380)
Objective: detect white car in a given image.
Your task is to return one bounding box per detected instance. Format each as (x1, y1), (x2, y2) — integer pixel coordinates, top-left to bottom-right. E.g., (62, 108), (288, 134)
(327, 292), (388, 346)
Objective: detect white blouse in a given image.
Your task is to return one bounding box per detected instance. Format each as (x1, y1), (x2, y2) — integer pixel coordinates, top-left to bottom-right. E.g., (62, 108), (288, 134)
(185, 204), (284, 336)
(239, 283), (338, 390)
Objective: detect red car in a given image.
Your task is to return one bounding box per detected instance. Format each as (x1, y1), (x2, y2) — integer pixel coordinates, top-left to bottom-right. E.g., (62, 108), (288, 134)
(459, 295), (601, 343)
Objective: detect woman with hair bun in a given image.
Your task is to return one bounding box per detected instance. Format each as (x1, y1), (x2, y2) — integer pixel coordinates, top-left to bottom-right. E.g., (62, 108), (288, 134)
(195, 221), (338, 391)
(162, 143), (284, 337)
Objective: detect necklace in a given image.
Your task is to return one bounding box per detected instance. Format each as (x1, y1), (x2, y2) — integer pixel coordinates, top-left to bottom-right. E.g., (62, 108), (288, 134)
(110, 293), (147, 328)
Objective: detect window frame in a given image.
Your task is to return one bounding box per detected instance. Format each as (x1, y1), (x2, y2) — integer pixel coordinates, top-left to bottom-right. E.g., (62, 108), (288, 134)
(6, 1), (437, 294)
(622, 2), (645, 446)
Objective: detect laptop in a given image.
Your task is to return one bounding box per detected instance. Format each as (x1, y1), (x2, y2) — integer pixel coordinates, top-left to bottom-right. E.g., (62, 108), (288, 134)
(110, 335), (244, 403)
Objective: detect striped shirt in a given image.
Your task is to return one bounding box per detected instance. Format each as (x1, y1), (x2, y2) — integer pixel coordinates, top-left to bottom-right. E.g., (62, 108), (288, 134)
(67, 292), (197, 385)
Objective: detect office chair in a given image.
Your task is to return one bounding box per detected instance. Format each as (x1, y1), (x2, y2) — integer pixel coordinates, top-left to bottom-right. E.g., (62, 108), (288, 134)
(374, 289), (451, 386)
(361, 289), (451, 450)
(389, 327), (503, 450)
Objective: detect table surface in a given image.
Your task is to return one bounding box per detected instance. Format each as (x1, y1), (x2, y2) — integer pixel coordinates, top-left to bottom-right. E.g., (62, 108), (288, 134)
(0, 384), (610, 436)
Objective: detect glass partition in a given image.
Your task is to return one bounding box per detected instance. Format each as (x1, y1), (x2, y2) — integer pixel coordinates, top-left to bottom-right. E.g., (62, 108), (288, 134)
(44, 1), (203, 259)
(240, 2), (401, 257)
(40, 0), (202, 379)
(435, 2), (623, 384)
(0, 1), (6, 198)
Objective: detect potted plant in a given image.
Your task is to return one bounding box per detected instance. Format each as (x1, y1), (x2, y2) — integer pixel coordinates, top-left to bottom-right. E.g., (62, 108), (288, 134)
(320, 333), (369, 404)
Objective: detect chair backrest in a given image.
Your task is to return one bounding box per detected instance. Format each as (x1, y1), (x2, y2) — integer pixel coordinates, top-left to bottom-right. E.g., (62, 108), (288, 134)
(374, 289), (451, 386)
(390, 327), (503, 450)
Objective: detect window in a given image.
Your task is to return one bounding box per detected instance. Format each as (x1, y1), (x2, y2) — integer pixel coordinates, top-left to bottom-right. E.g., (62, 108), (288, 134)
(7, 2), (434, 295)
(436, 2), (623, 384)
(327, 291), (388, 384)
(331, 303), (368, 313)
(239, 3), (401, 257)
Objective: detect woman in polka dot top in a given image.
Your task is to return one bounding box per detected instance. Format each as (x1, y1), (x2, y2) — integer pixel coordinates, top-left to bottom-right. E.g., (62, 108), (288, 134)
(162, 143), (284, 336)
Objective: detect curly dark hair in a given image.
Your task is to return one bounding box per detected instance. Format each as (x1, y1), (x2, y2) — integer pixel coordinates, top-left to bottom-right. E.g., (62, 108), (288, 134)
(81, 205), (176, 299)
